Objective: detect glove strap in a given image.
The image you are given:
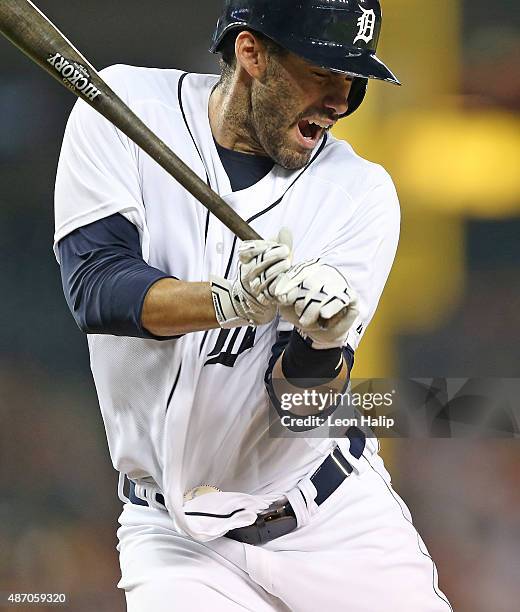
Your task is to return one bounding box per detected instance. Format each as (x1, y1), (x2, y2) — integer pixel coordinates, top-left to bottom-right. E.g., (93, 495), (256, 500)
(297, 328), (345, 351)
(210, 275), (251, 329)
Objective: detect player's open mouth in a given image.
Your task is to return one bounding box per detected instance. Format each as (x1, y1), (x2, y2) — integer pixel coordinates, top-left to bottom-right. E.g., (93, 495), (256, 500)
(295, 119), (329, 149)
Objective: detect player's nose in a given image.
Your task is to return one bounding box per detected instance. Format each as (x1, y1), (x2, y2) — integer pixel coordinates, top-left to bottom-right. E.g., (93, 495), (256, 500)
(323, 77), (353, 117)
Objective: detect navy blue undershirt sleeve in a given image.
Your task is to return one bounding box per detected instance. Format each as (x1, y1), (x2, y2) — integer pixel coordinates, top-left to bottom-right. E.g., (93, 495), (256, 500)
(58, 214), (178, 340)
(58, 145), (272, 340)
(265, 331), (355, 384)
(264, 330), (355, 431)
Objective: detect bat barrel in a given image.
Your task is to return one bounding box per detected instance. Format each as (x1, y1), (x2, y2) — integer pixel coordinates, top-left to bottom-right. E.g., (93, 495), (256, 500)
(0, 0), (261, 242)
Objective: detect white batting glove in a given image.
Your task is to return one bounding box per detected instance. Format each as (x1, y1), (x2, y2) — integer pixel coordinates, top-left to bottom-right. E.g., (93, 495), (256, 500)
(274, 260), (361, 349)
(210, 230), (292, 329)
(238, 228), (293, 303)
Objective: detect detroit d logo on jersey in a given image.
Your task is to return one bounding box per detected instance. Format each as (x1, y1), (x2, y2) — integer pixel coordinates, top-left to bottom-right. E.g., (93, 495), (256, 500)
(353, 5), (376, 45)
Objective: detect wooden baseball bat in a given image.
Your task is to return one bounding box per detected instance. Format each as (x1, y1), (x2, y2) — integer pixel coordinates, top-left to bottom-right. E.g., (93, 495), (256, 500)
(0, 0), (260, 241)
(0, 0), (346, 330)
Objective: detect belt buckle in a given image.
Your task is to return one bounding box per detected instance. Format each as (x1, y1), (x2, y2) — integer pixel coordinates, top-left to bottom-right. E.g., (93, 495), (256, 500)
(225, 499), (297, 545)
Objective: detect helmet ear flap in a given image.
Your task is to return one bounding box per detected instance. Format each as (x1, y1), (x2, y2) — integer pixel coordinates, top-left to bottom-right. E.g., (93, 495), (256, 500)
(346, 78), (368, 116)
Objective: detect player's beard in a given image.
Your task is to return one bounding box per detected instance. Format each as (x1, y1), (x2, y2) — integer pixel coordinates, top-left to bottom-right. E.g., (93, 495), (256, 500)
(249, 62), (316, 171)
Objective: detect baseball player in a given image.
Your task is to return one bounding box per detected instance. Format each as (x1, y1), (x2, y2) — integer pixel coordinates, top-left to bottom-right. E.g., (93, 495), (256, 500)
(54, 1), (452, 610)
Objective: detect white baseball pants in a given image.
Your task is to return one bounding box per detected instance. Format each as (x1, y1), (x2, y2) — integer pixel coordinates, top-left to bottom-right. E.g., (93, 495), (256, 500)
(117, 452), (452, 611)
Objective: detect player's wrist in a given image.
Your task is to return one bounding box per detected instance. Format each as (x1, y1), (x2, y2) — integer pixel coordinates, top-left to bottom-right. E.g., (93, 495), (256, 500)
(210, 275), (253, 328)
(281, 329), (344, 388)
(298, 328), (346, 350)
(210, 274), (277, 328)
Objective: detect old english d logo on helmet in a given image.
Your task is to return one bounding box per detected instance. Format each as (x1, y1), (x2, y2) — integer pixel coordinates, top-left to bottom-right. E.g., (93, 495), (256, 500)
(210, 0), (401, 116)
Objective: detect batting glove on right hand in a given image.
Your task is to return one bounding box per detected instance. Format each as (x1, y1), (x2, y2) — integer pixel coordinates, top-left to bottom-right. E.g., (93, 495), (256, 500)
(274, 260), (362, 349)
(210, 229), (292, 329)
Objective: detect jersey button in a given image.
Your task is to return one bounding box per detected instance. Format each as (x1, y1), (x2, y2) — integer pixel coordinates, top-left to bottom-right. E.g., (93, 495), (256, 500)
(216, 242), (224, 254)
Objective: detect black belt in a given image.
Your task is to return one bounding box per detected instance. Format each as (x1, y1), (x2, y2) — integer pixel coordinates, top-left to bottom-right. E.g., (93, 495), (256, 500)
(127, 427), (365, 546)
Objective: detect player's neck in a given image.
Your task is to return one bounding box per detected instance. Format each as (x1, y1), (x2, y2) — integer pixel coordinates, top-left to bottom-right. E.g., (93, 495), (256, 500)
(209, 79), (267, 157)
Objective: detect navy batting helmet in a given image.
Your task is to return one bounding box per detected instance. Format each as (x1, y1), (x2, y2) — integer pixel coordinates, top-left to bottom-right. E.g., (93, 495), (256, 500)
(210, 0), (400, 116)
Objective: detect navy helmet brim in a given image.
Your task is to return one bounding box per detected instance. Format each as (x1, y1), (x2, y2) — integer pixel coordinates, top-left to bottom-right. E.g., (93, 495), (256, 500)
(211, 26), (400, 86)
(304, 45), (402, 85)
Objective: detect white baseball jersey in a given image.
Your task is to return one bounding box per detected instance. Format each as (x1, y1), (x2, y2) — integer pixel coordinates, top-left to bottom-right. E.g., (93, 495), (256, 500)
(54, 65), (400, 541)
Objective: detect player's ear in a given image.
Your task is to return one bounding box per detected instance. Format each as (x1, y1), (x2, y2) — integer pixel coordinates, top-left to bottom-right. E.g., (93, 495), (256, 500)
(235, 31), (268, 81)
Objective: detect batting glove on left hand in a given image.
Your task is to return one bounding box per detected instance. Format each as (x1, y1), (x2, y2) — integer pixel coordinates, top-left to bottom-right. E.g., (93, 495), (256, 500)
(274, 260), (362, 349)
(210, 229), (293, 329)
(238, 228), (293, 303)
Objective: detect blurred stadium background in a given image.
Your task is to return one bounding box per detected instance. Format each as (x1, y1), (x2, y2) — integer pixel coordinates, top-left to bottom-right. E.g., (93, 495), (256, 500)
(0, 0), (518, 610)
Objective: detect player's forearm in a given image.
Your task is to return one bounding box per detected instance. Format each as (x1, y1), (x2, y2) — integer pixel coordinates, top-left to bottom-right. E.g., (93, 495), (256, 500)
(272, 352), (350, 416)
(268, 330), (351, 417)
(141, 278), (219, 336)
